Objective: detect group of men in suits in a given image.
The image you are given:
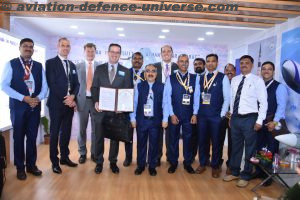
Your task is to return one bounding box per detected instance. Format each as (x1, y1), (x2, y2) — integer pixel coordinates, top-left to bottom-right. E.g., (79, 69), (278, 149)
(1, 37), (288, 188)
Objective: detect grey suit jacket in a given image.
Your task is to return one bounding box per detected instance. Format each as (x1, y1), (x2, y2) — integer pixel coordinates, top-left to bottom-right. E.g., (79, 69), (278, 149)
(76, 61), (101, 112)
(91, 63), (132, 105)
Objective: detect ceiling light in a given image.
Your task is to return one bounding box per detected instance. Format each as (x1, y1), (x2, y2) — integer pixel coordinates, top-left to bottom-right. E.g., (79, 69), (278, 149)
(78, 32), (85, 35)
(70, 25), (78, 29)
(159, 35), (166, 39)
(206, 31), (214, 36)
(161, 29), (170, 33)
(116, 27), (124, 31)
(118, 33), (125, 37)
(198, 37), (205, 41)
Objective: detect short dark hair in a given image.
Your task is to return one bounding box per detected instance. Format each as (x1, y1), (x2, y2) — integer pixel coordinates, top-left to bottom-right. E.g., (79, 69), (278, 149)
(161, 45), (173, 53)
(108, 43), (121, 52)
(58, 37), (69, 44)
(262, 61), (275, 70)
(206, 54), (218, 61)
(84, 43), (96, 50)
(193, 58), (205, 65)
(132, 52), (143, 59)
(224, 63), (236, 70)
(20, 38), (34, 47)
(240, 55), (254, 63)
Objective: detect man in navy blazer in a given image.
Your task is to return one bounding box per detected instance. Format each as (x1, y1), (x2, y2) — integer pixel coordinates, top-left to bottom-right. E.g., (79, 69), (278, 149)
(46, 37), (80, 174)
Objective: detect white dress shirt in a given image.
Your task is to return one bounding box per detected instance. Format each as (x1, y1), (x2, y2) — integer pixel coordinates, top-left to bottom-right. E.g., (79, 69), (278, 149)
(58, 54), (69, 76)
(230, 73), (268, 125)
(85, 60), (95, 97)
(161, 61), (172, 83)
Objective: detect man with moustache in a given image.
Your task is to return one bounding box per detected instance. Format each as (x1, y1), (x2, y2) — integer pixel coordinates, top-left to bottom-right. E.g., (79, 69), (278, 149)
(219, 63), (236, 175)
(153, 45), (178, 166)
(193, 58), (206, 75)
(165, 54), (200, 174)
(91, 43), (132, 174)
(76, 43), (100, 164)
(123, 52), (145, 167)
(253, 61), (287, 185)
(46, 37), (80, 174)
(196, 54), (230, 178)
(130, 64), (168, 176)
(223, 55), (267, 188)
(0, 38), (48, 180)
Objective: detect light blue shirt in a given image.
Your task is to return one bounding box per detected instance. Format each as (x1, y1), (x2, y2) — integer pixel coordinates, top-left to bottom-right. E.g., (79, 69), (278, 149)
(274, 83), (288, 122)
(0, 60), (48, 101)
(164, 73), (201, 116)
(130, 81), (169, 123)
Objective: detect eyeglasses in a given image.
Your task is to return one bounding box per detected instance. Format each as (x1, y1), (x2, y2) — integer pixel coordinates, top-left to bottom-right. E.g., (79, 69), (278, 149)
(145, 69), (157, 73)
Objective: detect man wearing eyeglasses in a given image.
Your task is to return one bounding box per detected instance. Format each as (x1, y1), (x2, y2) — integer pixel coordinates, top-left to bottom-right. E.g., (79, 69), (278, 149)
(91, 43), (132, 174)
(1, 38), (48, 180)
(130, 64), (168, 176)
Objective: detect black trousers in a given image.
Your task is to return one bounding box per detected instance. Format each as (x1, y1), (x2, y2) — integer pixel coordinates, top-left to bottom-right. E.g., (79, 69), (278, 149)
(49, 106), (74, 166)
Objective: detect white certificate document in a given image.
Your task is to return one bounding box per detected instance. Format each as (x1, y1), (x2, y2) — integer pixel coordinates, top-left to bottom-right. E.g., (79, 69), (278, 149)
(99, 87), (116, 111)
(117, 89), (134, 112)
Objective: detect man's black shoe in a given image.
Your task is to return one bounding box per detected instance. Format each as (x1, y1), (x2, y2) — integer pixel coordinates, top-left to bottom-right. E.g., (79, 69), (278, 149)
(95, 164), (103, 174)
(17, 170), (27, 180)
(26, 166), (42, 176)
(60, 158), (78, 167)
(110, 163), (119, 174)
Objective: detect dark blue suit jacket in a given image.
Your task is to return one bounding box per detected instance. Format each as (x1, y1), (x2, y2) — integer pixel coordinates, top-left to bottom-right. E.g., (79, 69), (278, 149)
(46, 56), (80, 109)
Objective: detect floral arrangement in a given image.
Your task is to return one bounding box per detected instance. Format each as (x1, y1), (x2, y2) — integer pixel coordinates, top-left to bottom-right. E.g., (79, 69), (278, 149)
(256, 147), (273, 163)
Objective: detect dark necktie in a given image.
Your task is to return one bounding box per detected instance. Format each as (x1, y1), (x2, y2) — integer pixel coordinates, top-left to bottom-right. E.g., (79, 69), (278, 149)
(233, 76), (246, 115)
(64, 60), (69, 76)
(109, 65), (115, 84)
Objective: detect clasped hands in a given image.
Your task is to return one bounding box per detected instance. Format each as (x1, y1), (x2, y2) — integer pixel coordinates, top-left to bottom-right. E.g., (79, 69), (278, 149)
(23, 96), (40, 108)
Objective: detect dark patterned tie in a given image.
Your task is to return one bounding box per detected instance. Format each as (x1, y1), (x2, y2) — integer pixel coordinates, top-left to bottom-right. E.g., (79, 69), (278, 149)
(233, 76), (246, 115)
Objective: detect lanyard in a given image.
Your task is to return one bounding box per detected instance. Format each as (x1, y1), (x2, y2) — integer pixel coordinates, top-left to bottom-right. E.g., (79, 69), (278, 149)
(266, 80), (274, 89)
(19, 57), (33, 77)
(203, 71), (218, 91)
(176, 71), (190, 92)
(133, 69), (144, 81)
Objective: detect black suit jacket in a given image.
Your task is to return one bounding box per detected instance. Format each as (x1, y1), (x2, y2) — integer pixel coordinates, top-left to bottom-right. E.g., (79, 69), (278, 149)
(46, 56), (80, 109)
(91, 63), (132, 104)
(153, 62), (178, 83)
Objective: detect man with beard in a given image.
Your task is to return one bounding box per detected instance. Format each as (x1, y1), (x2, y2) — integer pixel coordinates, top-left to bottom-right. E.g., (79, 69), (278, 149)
(219, 63), (236, 175)
(123, 52), (145, 167)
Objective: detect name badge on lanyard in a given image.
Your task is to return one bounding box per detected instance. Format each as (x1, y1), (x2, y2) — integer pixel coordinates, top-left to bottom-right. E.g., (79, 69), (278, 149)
(202, 92), (211, 105)
(182, 94), (191, 105)
(144, 104), (152, 116)
(25, 80), (33, 96)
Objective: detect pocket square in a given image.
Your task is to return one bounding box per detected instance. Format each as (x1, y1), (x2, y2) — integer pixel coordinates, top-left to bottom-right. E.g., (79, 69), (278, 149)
(118, 71), (125, 76)
(72, 70), (76, 74)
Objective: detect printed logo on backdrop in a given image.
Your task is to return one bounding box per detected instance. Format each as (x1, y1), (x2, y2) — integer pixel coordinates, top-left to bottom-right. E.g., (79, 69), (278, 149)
(0, 0), (12, 11)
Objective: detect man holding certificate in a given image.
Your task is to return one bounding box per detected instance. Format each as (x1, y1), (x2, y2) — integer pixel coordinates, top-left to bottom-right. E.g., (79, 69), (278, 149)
(91, 43), (132, 174)
(164, 54), (200, 174)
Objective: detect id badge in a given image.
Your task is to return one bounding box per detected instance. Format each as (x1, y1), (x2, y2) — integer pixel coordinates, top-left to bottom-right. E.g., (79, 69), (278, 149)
(25, 80), (33, 94)
(182, 94), (191, 105)
(144, 104), (152, 116)
(202, 92), (211, 105)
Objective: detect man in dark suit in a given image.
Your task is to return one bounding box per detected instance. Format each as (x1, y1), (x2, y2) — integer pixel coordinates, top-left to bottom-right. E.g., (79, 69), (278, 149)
(1, 38), (48, 180)
(46, 37), (80, 174)
(91, 43), (132, 174)
(123, 52), (145, 167)
(153, 45), (178, 166)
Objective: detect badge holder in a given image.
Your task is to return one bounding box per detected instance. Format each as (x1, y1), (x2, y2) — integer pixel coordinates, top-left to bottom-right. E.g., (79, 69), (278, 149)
(144, 104), (153, 117)
(182, 94), (191, 105)
(202, 93), (211, 105)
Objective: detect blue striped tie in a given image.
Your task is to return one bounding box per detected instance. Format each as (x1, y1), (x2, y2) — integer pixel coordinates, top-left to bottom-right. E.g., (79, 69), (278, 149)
(233, 76), (246, 115)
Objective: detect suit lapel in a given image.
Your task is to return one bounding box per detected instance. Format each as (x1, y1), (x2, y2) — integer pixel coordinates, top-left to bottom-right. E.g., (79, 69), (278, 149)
(55, 56), (68, 80)
(157, 62), (162, 82)
(81, 62), (87, 89)
(112, 64), (122, 87)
